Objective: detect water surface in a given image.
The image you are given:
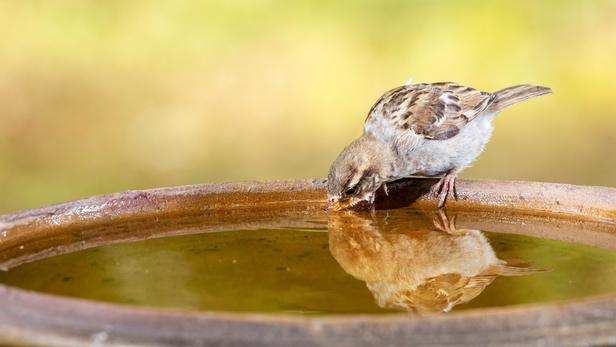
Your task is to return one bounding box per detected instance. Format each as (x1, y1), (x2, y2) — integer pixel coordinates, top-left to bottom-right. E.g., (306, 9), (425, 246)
(1, 209), (615, 314)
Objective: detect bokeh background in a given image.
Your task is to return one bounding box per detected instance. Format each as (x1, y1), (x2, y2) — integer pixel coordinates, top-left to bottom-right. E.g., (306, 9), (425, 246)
(1, 1), (615, 213)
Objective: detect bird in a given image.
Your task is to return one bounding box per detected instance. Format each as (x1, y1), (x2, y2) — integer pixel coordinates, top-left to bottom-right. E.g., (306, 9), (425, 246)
(328, 210), (543, 313)
(327, 81), (552, 210)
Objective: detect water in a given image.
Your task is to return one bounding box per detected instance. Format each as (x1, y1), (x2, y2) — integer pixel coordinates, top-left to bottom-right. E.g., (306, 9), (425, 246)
(0, 209), (615, 315)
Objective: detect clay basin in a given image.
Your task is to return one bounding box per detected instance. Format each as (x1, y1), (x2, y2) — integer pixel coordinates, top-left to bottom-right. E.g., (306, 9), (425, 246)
(1, 178), (615, 346)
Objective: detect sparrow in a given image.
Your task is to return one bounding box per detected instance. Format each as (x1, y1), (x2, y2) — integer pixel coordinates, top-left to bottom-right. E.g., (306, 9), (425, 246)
(328, 210), (542, 313)
(327, 81), (552, 210)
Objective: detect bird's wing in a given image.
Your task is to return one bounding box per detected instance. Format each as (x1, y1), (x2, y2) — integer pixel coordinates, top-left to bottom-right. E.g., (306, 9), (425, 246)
(364, 82), (496, 141)
(411, 272), (496, 312)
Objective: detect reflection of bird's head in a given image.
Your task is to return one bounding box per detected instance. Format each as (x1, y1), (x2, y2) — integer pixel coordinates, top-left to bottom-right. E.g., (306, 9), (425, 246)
(328, 211), (540, 313)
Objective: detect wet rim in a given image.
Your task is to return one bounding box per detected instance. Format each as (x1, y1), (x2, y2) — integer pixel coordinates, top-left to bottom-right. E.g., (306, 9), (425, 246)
(1, 178), (615, 347)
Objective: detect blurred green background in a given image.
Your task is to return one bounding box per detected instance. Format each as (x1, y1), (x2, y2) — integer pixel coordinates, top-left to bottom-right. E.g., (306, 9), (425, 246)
(1, 1), (615, 213)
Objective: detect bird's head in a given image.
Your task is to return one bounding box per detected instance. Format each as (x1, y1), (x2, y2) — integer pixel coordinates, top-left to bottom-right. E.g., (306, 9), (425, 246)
(327, 136), (390, 211)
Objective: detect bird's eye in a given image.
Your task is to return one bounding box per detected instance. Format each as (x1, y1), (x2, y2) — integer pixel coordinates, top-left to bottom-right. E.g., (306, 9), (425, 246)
(345, 187), (357, 195)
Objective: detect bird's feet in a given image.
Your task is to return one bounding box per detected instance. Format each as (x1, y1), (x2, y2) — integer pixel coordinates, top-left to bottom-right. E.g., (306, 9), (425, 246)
(432, 209), (467, 236)
(432, 170), (458, 208)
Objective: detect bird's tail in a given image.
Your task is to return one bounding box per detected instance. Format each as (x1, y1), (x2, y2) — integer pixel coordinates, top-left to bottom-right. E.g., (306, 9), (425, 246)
(486, 84), (552, 112)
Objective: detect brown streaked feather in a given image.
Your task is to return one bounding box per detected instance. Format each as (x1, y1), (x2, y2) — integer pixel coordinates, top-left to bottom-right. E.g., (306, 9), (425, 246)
(404, 272), (497, 312)
(364, 82), (495, 141)
(486, 84), (552, 112)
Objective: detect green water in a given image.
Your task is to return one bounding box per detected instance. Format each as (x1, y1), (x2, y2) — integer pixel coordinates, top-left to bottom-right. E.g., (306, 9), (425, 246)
(1, 215), (615, 314)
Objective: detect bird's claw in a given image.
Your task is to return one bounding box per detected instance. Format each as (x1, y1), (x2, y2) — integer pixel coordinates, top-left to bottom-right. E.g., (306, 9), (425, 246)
(432, 209), (466, 236)
(433, 171), (458, 208)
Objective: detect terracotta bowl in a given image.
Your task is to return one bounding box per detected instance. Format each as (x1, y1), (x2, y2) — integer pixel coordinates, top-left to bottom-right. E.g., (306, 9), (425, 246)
(1, 178), (615, 347)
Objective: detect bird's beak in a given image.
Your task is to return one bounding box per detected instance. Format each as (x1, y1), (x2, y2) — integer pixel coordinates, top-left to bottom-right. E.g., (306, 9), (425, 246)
(328, 198), (353, 211)
(328, 195), (375, 211)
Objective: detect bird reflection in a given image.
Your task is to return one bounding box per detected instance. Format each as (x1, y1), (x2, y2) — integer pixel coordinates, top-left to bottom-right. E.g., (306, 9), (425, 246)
(328, 210), (542, 313)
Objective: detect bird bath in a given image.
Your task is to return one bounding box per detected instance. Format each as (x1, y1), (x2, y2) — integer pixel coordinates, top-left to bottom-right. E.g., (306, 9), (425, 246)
(1, 178), (615, 346)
